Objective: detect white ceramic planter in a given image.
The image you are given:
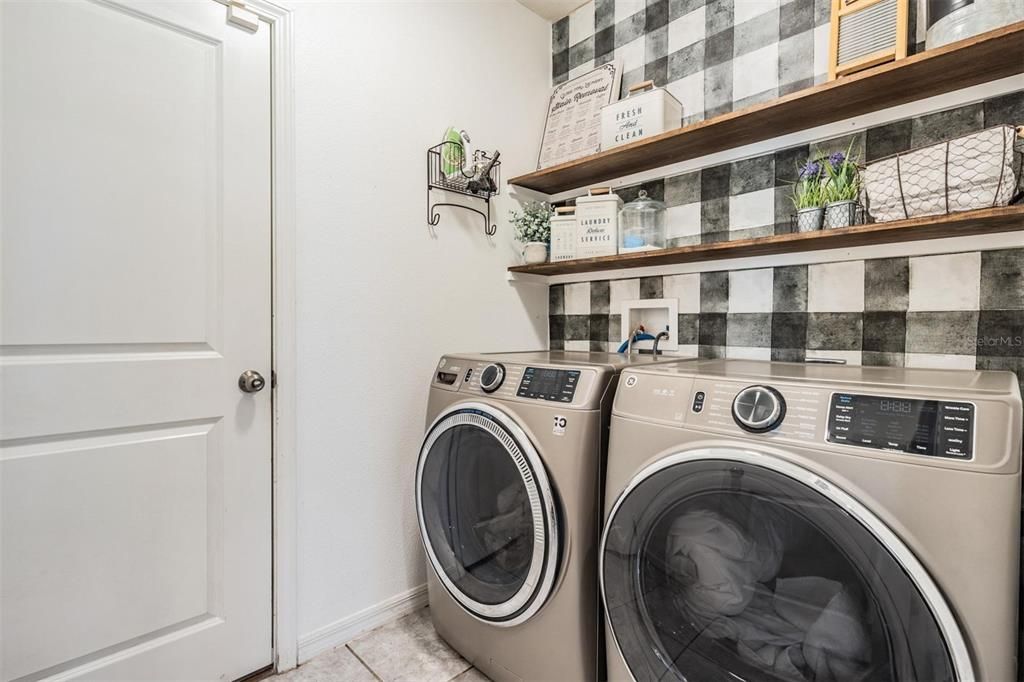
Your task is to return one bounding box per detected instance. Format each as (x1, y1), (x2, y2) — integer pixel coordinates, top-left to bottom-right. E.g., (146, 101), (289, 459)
(522, 242), (548, 264)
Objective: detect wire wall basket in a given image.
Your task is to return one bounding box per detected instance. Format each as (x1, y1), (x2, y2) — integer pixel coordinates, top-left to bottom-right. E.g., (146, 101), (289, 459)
(862, 124), (1023, 223)
(427, 141), (501, 236)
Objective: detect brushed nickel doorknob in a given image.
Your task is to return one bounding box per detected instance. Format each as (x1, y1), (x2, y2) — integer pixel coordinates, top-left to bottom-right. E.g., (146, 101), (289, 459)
(238, 370), (266, 393)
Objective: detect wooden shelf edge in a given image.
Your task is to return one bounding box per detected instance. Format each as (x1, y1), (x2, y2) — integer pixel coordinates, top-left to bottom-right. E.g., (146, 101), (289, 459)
(509, 22), (1024, 195)
(507, 207), (1024, 277)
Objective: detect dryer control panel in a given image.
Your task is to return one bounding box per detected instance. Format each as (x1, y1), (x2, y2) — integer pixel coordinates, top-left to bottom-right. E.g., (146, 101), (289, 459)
(827, 393), (975, 459)
(432, 356), (604, 409)
(516, 367), (581, 403)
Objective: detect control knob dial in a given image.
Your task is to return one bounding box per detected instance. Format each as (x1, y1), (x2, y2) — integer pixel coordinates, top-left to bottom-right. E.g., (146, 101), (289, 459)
(732, 385), (786, 432)
(479, 363), (506, 393)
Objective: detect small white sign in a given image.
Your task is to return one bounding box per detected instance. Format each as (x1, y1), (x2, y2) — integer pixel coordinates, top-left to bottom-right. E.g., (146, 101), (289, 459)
(552, 415), (567, 436)
(537, 62), (621, 170)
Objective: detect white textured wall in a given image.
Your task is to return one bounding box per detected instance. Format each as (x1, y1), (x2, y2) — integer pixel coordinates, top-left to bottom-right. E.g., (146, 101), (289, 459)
(293, 1), (551, 642)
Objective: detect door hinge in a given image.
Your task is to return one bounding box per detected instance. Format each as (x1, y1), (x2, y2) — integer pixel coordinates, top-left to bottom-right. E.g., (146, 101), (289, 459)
(271, 370), (277, 389)
(226, 0), (260, 32)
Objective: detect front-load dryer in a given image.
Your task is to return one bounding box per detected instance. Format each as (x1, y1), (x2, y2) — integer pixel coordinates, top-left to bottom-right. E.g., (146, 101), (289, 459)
(417, 351), (694, 682)
(601, 359), (1021, 682)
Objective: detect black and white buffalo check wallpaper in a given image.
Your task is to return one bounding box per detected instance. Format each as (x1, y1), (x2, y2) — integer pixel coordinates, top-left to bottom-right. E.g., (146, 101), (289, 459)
(549, 250), (1023, 384)
(544, 73), (1023, 387)
(552, 0), (922, 118)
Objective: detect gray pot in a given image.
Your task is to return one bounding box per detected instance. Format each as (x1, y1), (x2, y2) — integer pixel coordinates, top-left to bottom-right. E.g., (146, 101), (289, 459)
(795, 207), (825, 232)
(824, 200), (859, 229)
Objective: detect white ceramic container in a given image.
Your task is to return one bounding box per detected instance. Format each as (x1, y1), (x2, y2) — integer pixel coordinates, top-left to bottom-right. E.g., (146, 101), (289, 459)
(600, 80), (682, 151)
(575, 188), (623, 258)
(550, 207), (577, 262)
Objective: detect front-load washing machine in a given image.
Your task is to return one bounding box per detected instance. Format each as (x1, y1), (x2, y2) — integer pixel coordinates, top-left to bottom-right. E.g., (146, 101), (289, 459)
(416, 351), (694, 682)
(601, 359), (1021, 682)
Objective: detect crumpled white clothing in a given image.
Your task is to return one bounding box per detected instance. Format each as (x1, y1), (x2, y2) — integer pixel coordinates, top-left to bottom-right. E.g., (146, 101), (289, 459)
(665, 508), (872, 681)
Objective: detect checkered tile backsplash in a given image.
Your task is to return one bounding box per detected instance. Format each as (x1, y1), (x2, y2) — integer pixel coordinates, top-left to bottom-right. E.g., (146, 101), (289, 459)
(549, 249), (1024, 393)
(548, 5), (1023, 388)
(547, 89), (1024, 393)
(554, 0), (832, 116)
(553, 0), (922, 116)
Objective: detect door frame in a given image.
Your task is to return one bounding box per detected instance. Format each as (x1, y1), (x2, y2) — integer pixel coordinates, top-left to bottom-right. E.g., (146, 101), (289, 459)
(211, 0), (300, 673)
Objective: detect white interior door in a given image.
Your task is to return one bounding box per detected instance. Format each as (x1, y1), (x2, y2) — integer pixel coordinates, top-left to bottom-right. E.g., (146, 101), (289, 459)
(0, 1), (273, 679)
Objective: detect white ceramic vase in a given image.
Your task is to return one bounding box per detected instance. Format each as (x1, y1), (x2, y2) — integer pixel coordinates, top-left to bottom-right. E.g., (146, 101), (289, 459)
(523, 242), (548, 264)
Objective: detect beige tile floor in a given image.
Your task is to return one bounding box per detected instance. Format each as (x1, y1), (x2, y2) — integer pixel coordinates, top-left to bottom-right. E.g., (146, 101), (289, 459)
(276, 607), (490, 682)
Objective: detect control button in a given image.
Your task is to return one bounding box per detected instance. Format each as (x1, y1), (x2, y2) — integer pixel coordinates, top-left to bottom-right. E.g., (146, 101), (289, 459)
(732, 385), (786, 433)
(464, 368), (473, 383)
(937, 401), (974, 459)
(692, 391), (706, 413)
(479, 363), (505, 393)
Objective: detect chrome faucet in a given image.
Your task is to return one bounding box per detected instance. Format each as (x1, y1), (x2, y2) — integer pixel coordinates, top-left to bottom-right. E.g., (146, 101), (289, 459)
(625, 325), (645, 355)
(652, 329), (670, 356)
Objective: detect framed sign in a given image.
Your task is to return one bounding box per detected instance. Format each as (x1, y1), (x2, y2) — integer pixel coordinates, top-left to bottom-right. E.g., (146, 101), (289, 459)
(537, 62), (621, 170)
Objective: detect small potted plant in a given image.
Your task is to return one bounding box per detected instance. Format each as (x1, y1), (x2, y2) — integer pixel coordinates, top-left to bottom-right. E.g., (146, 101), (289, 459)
(510, 201), (552, 264)
(792, 159), (826, 232)
(822, 145), (862, 229)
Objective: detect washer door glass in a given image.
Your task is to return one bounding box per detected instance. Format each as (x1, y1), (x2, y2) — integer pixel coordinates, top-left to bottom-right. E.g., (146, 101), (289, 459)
(602, 451), (964, 682)
(417, 406), (558, 625)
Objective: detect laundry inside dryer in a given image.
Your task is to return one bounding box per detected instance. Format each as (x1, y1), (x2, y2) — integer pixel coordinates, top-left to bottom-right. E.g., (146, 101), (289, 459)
(604, 459), (954, 682)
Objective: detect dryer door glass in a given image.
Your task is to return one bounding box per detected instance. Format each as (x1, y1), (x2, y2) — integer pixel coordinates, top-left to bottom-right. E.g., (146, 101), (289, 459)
(602, 452), (961, 682)
(417, 407), (558, 625)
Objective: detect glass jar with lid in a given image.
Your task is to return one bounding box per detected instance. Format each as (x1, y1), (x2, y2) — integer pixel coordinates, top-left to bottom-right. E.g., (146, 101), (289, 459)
(619, 190), (666, 253)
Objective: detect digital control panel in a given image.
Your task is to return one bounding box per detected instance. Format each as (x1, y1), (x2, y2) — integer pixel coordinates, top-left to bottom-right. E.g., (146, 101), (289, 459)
(827, 393), (974, 459)
(517, 367), (580, 402)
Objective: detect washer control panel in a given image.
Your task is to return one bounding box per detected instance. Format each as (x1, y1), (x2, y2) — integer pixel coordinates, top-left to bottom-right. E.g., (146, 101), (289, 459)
(827, 393), (975, 459)
(517, 366), (581, 403)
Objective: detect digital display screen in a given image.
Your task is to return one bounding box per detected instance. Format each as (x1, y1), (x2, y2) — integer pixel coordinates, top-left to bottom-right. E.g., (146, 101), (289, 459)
(517, 367), (580, 402)
(827, 393), (974, 459)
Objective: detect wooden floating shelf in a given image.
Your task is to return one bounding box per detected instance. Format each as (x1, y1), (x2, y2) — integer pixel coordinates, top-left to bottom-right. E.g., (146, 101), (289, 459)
(508, 207), (1024, 277)
(509, 22), (1024, 195)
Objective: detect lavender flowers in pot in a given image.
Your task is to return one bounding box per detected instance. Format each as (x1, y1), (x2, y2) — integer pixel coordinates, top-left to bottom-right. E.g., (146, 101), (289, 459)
(792, 159), (826, 232)
(822, 147), (862, 229)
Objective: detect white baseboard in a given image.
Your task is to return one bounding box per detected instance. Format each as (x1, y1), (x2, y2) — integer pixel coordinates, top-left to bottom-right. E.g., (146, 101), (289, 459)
(297, 583), (429, 663)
